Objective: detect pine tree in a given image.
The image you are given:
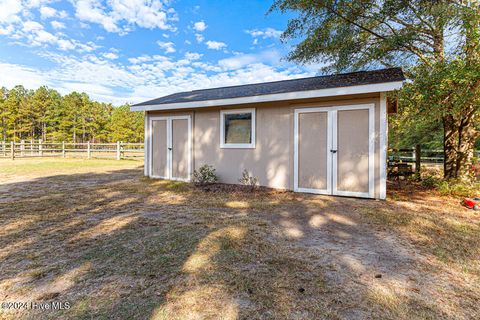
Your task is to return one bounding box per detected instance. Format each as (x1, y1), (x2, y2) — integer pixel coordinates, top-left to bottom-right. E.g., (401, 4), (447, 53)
(0, 87), (8, 141)
(108, 104), (144, 143)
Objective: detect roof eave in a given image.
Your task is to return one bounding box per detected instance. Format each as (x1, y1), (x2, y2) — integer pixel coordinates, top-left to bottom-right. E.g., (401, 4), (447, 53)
(130, 80), (404, 112)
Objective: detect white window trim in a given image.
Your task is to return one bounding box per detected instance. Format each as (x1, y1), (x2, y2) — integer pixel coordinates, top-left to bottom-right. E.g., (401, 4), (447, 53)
(220, 108), (256, 149)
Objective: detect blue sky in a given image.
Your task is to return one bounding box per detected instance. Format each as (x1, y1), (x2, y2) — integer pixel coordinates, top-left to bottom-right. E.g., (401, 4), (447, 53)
(0, 0), (320, 105)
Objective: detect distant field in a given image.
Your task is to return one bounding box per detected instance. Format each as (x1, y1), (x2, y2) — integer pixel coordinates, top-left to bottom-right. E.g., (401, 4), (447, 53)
(0, 158), (142, 182)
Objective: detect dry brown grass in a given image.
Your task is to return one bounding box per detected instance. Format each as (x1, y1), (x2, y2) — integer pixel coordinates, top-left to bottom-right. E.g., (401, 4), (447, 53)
(0, 159), (478, 319)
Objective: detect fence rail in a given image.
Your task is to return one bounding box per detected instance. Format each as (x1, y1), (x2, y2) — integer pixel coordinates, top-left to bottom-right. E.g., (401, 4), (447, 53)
(0, 140), (143, 160)
(2, 141), (478, 163)
(389, 148), (480, 164)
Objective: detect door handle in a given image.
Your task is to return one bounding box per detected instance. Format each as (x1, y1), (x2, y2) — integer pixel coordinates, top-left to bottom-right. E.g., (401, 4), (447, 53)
(168, 147), (172, 151)
(330, 149), (337, 153)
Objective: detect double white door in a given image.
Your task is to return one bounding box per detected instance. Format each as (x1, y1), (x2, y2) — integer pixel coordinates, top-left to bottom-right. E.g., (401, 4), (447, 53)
(149, 116), (191, 181)
(294, 104), (374, 198)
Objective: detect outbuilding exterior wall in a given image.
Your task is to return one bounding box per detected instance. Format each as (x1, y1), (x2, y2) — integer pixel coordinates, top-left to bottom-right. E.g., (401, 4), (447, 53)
(145, 93), (387, 199)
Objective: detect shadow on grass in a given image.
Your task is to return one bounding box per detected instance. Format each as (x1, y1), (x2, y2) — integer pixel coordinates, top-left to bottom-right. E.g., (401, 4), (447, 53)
(0, 169), (476, 319)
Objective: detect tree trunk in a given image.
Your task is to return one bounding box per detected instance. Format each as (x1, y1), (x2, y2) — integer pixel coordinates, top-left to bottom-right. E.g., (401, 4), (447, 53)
(443, 115), (457, 179)
(443, 3), (479, 181)
(443, 112), (479, 181)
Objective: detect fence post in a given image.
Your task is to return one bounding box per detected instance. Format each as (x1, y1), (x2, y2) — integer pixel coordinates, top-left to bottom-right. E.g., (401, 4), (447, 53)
(415, 144), (421, 176)
(87, 141), (91, 159)
(39, 139), (43, 157)
(20, 140), (25, 157)
(10, 141), (14, 160)
(116, 141), (121, 160)
(62, 141), (65, 158)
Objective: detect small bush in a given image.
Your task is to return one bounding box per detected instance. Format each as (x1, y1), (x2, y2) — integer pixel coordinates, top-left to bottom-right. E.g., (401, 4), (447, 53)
(436, 179), (480, 197)
(192, 164), (218, 185)
(238, 169), (259, 190)
(421, 175), (439, 188)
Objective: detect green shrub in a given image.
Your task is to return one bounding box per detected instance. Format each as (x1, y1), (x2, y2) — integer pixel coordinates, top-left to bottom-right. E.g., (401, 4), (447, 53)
(192, 164), (218, 185)
(436, 179), (480, 197)
(238, 169), (259, 190)
(421, 175), (439, 188)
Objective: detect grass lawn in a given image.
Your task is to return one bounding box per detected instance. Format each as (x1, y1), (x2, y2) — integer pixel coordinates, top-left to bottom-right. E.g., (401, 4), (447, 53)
(0, 159), (479, 319)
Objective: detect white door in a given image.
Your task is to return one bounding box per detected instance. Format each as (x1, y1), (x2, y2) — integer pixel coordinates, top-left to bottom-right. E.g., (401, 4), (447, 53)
(294, 104), (374, 198)
(149, 115), (192, 181)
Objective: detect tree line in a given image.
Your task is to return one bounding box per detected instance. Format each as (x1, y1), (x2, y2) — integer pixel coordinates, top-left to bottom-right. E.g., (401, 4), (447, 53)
(0, 85), (143, 143)
(272, 0), (479, 181)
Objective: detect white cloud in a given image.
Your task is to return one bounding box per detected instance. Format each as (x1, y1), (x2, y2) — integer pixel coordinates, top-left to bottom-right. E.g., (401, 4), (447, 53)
(22, 20), (43, 32)
(24, 0), (51, 8)
(193, 20), (206, 32)
(0, 0), (23, 23)
(40, 6), (56, 19)
(58, 10), (68, 19)
(56, 39), (75, 50)
(206, 40), (226, 50)
(35, 29), (57, 43)
(0, 0), (103, 53)
(157, 41), (175, 53)
(184, 52), (202, 61)
(218, 50), (282, 70)
(0, 24), (14, 35)
(245, 27), (282, 39)
(5, 18), (99, 52)
(0, 41), (311, 105)
(75, 0), (120, 32)
(50, 20), (65, 29)
(195, 33), (204, 43)
(103, 52), (119, 59)
(73, 0), (177, 34)
(0, 62), (48, 89)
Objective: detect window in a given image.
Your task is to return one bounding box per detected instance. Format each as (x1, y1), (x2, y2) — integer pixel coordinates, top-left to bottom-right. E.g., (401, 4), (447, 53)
(220, 108), (256, 148)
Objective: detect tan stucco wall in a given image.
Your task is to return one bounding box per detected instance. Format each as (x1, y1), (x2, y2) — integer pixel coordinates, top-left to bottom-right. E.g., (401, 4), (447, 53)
(147, 93), (382, 198)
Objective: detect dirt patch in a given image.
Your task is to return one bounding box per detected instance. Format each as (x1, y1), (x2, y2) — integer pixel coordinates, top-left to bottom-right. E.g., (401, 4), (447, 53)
(0, 159), (478, 319)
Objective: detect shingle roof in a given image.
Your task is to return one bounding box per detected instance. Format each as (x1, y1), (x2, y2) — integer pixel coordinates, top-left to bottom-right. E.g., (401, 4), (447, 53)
(133, 67), (404, 107)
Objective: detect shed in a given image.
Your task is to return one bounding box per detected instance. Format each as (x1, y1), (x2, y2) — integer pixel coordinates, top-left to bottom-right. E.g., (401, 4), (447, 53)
(131, 68), (405, 199)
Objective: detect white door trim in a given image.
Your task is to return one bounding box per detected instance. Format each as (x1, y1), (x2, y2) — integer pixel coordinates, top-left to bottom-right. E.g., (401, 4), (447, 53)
(144, 112), (149, 177)
(148, 115), (192, 181)
(379, 93), (388, 199)
(294, 103), (375, 198)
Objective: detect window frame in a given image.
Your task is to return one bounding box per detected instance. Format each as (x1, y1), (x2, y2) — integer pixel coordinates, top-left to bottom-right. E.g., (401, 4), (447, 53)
(220, 108), (256, 149)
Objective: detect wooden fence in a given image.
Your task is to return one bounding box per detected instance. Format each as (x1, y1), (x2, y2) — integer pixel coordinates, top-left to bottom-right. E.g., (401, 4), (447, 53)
(0, 140), (143, 160)
(1, 141), (478, 163)
(390, 147), (480, 164)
